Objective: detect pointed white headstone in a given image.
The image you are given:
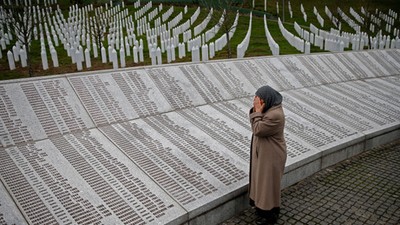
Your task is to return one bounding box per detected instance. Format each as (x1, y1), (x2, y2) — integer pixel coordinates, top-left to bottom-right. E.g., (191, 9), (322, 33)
(139, 45), (144, 62)
(51, 47), (59, 67)
(93, 43), (98, 58)
(108, 45), (113, 62)
(13, 46), (20, 62)
(112, 49), (118, 69)
(0, 38), (6, 50)
(76, 49), (83, 71)
(85, 48), (91, 68)
(156, 47), (162, 65)
(101, 46), (107, 63)
(41, 49), (49, 70)
(202, 44), (208, 61)
(20, 48), (27, 67)
(192, 46), (200, 62)
(150, 47), (156, 65)
(120, 48), (126, 68)
(166, 45), (171, 63)
(133, 46), (138, 63)
(171, 44), (176, 61)
(7, 51), (16, 70)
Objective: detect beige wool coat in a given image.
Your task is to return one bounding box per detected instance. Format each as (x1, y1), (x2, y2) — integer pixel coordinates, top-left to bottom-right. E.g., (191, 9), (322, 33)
(249, 104), (287, 211)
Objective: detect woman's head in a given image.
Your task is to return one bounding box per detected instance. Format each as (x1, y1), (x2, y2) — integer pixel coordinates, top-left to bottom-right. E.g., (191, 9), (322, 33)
(255, 85), (282, 112)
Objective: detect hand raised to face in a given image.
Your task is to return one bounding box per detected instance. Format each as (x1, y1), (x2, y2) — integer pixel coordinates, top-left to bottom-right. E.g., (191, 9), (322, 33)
(253, 96), (266, 113)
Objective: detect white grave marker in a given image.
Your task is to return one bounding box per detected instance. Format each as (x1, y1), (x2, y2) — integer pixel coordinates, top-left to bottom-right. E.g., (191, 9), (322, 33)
(7, 51), (16, 70)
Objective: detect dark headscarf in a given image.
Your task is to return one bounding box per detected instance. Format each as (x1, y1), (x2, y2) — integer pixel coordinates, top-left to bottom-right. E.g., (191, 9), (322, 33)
(255, 85), (282, 113)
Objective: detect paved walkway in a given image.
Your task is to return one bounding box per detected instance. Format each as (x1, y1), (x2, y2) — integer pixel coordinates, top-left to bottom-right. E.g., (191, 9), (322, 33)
(220, 139), (400, 225)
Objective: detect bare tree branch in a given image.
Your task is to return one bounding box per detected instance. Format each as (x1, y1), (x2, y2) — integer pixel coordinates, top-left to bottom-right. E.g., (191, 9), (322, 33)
(1, 1), (38, 76)
(199, 0), (248, 58)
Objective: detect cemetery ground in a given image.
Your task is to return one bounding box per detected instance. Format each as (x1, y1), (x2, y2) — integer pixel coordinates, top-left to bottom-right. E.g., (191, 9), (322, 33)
(221, 139), (400, 225)
(1, 0), (400, 80)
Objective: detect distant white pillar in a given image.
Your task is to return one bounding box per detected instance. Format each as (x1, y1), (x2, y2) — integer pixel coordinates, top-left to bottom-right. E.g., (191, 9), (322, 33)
(178, 43), (183, 59)
(85, 48), (91, 68)
(120, 48), (126, 68)
(166, 45), (171, 63)
(54, 34), (59, 47)
(96, 44), (103, 61)
(13, 46), (20, 62)
(93, 43), (98, 58)
(0, 38), (6, 50)
(133, 46), (138, 63)
(192, 46), (200, 62)
(7, 51), (16, 70)
(139, 45), (144, 62)
(202, 44), (209, 61)
(125, 40), (131, 56)
(209, 42), (215, 59)
(171, 44), (176, 61)
(150, 47), (156, 65)
(70, 46), (76, 63)
(41, 49), (49, 70)
(304, 42), (310, 54)
(76, 49), (83, 71)
(51, 47), (59, 67)
(112, 49), (118, 69)
(86, 38), (90, 50)
(20, 48), (27, 67)
(156, 47), (162, 65)
(108, 45), (113, 62)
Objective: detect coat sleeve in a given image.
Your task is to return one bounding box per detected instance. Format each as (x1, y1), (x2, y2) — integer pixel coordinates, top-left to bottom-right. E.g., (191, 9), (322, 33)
(250, 110), (281, 137)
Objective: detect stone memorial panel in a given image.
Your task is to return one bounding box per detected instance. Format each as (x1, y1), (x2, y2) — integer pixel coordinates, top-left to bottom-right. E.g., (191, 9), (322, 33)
(0, 79), (94, 148)
(0, 181), (28, 225)
(68, 71), (170, 126)
(352, 51), (388, 76)
(100, 112), (248, 213)
(295, 55), (338, 84)
(334, 53), (373, 79)
(368, 50), (400, 75)
(283, 93), (359, 150)
(316, 54), (357, 81)
(253, 58), (300, 90)
(0, 49), (399, 225)
(0, 129), (185, 224)
(278, 56), (321, 87)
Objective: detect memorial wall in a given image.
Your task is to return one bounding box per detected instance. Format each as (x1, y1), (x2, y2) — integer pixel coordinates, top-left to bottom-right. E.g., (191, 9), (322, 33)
(1, 49), (400, 225)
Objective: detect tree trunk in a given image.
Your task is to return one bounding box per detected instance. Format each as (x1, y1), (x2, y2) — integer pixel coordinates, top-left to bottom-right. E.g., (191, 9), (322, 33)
(27, 48), (33, 77)
(226, 30), (232, 58)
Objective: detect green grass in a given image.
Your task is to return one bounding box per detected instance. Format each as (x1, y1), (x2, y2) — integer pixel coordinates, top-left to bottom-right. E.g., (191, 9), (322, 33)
(0, 0), (399, 80)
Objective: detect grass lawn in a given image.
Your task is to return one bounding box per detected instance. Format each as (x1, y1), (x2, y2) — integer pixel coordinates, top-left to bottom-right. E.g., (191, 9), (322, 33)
(0, 0), (399, 80)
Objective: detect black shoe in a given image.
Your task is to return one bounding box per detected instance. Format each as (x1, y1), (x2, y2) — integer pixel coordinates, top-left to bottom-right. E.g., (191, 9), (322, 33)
(255, 216), (277, 225)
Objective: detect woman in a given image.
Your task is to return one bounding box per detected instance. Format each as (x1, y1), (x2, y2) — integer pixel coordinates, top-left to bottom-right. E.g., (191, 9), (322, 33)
(249, 85), (287, 225)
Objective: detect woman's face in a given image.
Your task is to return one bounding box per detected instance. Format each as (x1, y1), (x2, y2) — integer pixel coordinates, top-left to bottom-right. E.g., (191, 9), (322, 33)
(253, 95), (264, 106)
(253, 96), (264, 104)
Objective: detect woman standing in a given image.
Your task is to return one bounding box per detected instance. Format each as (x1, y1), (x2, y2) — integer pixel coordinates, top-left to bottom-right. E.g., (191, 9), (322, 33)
(249, 85), (287, 225)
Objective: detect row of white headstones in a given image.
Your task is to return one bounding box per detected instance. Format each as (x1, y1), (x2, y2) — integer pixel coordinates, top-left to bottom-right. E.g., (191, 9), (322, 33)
(1, 0), (242, 72)
(1, 0), (400, 72)
(265, 1), (400, 55)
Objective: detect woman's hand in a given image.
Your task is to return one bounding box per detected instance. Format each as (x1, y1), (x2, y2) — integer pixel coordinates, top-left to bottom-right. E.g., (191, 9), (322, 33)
(253, 96), (265, 113)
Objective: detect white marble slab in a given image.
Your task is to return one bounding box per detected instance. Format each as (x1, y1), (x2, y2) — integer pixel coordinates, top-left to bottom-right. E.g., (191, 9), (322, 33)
(0, 129), (186, 225)
(0, 50), (400, 225)
(0, 181), (28, 225)
(0, 78), (94, 147)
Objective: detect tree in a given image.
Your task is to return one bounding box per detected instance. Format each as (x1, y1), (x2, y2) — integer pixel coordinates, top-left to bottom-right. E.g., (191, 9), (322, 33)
(199, 0), (248, 58)
(1, 1), (38, 77)
(90, 8), (107, 50)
